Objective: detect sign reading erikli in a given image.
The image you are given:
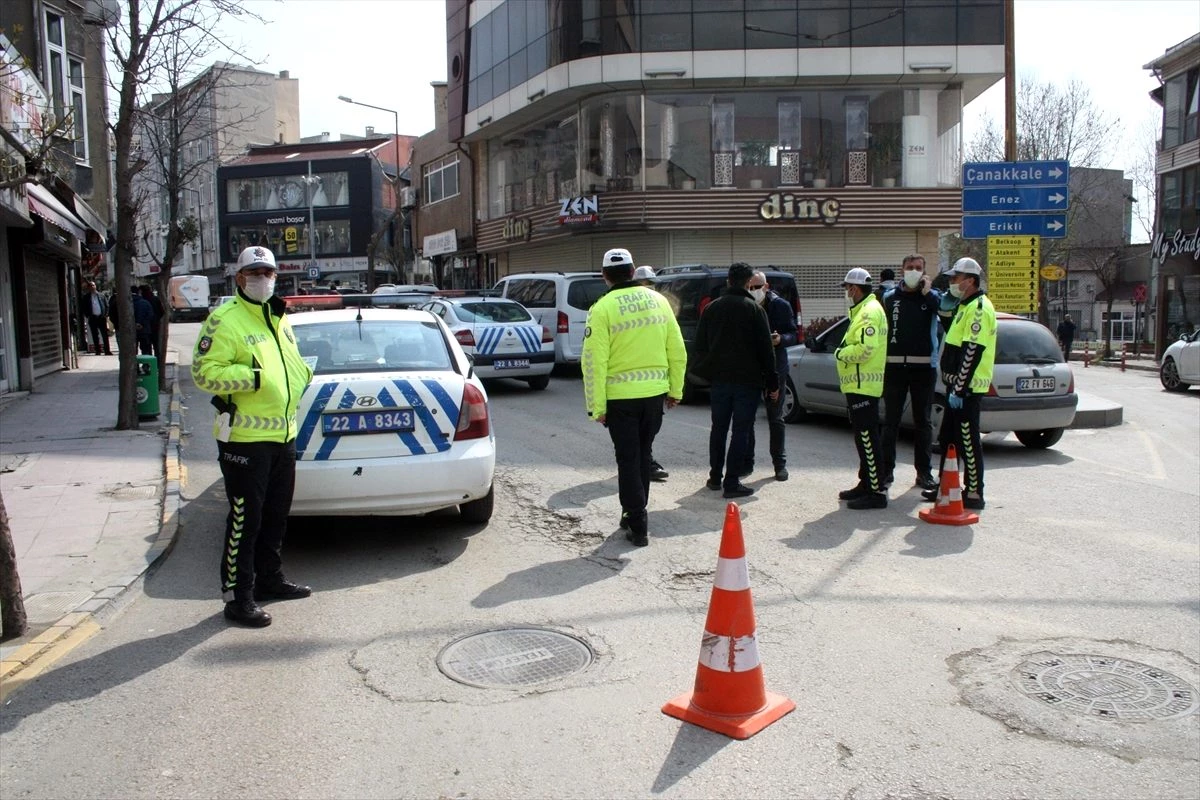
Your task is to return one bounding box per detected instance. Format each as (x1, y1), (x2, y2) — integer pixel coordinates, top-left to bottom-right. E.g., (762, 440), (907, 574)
(757, 193), (841, 225)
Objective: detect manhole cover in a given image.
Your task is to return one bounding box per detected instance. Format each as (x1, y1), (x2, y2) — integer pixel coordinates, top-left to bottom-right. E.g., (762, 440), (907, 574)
(1011, 651), (1200, 722)
(437, 627), (593, 689)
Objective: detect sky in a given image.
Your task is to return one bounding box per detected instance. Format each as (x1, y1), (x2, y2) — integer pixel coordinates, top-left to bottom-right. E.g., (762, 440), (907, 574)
(221, 0), (1196, 178)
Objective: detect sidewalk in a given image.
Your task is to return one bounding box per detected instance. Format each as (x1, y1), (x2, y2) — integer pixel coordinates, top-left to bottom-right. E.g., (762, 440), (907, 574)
(0, 352), (182, 687)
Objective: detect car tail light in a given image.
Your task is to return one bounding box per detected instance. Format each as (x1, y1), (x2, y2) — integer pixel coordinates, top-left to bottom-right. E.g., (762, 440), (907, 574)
(1067, 371), (1075, 393)
(698, 296), (713, 317)
(541, 325), (554, 343)
(454, 329), (475, 347)
(455, 383), (490, 440)
(557, 310), (569, 334)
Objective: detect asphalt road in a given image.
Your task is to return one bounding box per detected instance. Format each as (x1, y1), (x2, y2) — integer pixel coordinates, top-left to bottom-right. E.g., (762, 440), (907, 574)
(0, 323), (1196, 799)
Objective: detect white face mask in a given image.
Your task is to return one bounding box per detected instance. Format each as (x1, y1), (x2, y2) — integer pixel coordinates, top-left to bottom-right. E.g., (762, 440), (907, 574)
(242, 275), (276, 303)
(903, 270), (922, 289)
(749, 287), (766, 303)
(949, 282), (964, 299)
(844, 289), (855, 305)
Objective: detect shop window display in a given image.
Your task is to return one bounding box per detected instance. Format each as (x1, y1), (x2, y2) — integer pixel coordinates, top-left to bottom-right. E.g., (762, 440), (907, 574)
(227, 172), (350, 213)
(228, 219), (351, 260)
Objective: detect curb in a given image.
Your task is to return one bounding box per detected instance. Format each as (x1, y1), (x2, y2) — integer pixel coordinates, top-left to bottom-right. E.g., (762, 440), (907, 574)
(0, 369), (185, 700)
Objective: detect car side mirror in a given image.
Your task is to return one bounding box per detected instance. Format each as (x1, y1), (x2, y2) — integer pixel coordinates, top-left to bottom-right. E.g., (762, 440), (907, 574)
(808, 337), (825, 353)
(1181, 333), (1191, 342)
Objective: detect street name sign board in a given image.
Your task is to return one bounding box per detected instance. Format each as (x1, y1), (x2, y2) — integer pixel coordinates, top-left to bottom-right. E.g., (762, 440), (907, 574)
(986, 235), (1039, 314)
(961, 160), (1070, 240)
(962, 186), (1069, 213)
(963, 213), (1066, 240)
(962, 160), (1069, 188)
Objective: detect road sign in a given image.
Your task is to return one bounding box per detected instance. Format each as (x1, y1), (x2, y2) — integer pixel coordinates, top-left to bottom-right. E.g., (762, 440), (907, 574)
(1132, 283), (1147, 304)
(963, 214), (1067, 240)
(1040, 265), (1066, 281)
(307, 265), (320, 279)
(962, 186), (1069, 213)
(987, 235), (1040, 315)
(962, 160), (1069, 188)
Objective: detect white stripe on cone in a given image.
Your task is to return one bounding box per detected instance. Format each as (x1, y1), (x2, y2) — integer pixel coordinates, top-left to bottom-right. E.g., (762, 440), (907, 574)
(714, 556), (750, 591)
(938, 486), (962, 506)
(699, 631), (761, 673)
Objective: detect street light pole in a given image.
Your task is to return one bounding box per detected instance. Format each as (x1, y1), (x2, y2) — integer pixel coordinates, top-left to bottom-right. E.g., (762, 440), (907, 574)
(338, 94), (403, 283)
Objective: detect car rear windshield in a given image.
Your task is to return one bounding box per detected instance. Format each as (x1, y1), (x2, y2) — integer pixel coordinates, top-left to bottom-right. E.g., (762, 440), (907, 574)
(455, 301), (532, 323)
(995, 320), (1064, 364)
(566, 278), (608, 311)
(293, 319), (453, 374)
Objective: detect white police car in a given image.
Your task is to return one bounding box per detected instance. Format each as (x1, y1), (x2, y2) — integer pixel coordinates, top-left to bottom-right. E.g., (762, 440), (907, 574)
(418, 296), (555, 390)
(287, 308), (495, 521)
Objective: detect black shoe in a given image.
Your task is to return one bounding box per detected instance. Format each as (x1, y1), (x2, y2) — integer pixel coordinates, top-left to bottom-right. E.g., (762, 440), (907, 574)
(847, 492), (888, 510)
(723, 483), (754, 499)
(916, 474), (939, 490)
(224, 600), (272, 627)
(882, 474), (894, 489)
(650, 461), (669, 481)
(838, 483), (871, 500)
(619, 512), (630, 530)
(625, 529), (649, 547)
(254, 581), (312, 602)
(963, 495), (986, 510)
(921, 487), (940, 502)
(774, 466), (789, 482)
(706, 478), (722, 491)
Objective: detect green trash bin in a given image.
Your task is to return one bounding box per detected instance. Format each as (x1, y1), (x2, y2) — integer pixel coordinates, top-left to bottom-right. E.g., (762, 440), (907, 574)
(136, 355), (160, 419)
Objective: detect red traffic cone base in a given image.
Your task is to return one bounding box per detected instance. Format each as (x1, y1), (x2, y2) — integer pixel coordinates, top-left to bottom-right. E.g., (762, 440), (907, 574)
(919, 443), (979, 526)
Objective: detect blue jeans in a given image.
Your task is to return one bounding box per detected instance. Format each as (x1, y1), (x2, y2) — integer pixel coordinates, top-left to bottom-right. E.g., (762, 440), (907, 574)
(708, 382), (761, 489)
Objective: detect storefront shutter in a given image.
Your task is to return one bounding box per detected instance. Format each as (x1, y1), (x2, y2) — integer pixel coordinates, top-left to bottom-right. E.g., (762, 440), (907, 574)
(24, 254), (63, 377)
(669, 231), (732, 266)
(505, 239), (591, 273)
(589, 233), (667, 270)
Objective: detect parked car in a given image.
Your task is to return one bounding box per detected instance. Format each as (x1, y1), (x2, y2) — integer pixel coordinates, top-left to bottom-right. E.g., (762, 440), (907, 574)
(287, 308), (495, 521)
(1159, 330), (1200, 391)
(492, 272), (608, 364)
(652, 264), (803, 401)
(418, 295), (555, 389)
(210, 295), (236, 311)
(784, 312), (1078, 449)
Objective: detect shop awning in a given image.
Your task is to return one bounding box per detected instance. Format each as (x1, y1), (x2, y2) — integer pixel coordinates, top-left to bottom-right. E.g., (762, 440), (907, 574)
(26, 184), (87, 239)
(70, 193), (108, 237)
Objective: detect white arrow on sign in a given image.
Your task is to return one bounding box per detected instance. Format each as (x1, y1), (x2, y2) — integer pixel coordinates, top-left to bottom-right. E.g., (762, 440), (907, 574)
(1048, 192), (1065, 204)
(1048, 167), (1064, 179)
(1046, 220), (1064, 232)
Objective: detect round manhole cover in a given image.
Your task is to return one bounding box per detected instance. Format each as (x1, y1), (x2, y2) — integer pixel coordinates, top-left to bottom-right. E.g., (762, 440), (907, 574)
(1011, 651), (1200, 722)
(437, 627), (593, 690)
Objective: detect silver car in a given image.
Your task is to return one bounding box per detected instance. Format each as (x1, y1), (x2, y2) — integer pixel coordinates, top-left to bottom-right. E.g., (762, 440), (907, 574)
(783, 312), (1078, 449)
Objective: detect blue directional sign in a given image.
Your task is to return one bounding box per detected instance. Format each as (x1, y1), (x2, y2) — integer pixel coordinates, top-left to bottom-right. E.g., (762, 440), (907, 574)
(962, 186), (1069, 213)
(962, 160), (1069, 189)
(962, 213), (1067, 240)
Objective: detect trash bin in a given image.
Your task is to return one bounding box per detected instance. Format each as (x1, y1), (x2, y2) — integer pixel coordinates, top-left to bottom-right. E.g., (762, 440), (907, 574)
(136, 355), (160, 419)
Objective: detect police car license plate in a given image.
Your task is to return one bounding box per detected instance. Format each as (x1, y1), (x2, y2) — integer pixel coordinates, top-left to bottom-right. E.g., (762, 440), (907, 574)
(322, 409), (415, 435)
(1016, 377), (1056, 393)
(493, 358), (530, 369)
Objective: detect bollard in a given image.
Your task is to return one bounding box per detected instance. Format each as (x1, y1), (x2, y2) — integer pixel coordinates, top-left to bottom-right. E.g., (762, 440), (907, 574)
(1120, 343), (1127, 373)
(1083, 341), (1090, 368)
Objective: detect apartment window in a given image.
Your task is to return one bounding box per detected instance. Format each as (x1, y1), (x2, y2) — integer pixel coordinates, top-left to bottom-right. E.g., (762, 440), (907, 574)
(1102, 310), (1135, 342)
(69, 59), (87, 161)
(1185, 68), (1200, 143)
(1046, 278), (1079, 300)
(43, 10), (89, 163)
(423, 155), (460, 205)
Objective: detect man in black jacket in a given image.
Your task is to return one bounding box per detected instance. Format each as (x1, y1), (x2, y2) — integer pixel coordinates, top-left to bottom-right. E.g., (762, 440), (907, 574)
(693, 263), (779, 498)
(81, 280), (112, 355)
(745, 270), (799, 481)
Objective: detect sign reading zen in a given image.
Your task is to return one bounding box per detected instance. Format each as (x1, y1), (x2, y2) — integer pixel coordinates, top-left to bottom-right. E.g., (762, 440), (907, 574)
(558, 195), (599, 224)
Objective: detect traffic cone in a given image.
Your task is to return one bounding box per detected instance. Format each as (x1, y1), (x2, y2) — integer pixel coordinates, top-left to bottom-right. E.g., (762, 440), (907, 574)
(662, 502), (795, 739)
(918, 443), (980, 526)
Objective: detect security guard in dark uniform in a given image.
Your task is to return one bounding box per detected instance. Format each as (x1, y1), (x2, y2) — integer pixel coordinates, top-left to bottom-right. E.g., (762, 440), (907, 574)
(835, 268), (889, 509)
(924, 257), (996, 511)
(193, 246), (314, 627)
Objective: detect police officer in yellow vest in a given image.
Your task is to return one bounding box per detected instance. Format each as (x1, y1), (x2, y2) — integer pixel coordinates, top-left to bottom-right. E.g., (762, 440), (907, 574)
(835, 267), (890, 509)
(582, 248), (687, 547)
(923, 257), (996, 511)
(193, 246), (314, 627)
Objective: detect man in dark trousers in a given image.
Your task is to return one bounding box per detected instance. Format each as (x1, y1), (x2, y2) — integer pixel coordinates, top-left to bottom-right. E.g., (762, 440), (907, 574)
(880, 254), (942, 491)
(745, 269), (798, 481)
(80, 280), (112, 355)
(693, 262), (779, 499)
(836, 268), (889, 509)
(1057, 314), (1076, 361)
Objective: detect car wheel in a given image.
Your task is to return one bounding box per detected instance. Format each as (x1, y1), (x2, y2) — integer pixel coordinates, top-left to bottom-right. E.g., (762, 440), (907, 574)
(1014, 428), (1064, 449)
(1160, 357), (1190, 391)
(782, 378), (806, 423)
(526, 375), (551, 391)
(459, 485), (494, 523)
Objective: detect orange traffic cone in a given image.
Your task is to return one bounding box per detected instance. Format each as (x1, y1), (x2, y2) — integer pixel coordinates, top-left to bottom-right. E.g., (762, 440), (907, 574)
(662, 502), (795, 739)
(918, 443), (980, 526)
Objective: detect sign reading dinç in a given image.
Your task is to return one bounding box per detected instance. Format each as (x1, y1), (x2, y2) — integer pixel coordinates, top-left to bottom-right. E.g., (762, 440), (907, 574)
(757, 193), (841, 225)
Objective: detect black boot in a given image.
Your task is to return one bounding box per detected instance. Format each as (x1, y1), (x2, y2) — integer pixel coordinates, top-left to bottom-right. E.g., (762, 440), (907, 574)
(224, 599), (272, 627)
(254, 581), (312, 602)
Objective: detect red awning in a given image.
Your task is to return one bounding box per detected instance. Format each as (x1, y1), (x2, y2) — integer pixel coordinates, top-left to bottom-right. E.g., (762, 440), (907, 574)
(26, 184), (87, 239)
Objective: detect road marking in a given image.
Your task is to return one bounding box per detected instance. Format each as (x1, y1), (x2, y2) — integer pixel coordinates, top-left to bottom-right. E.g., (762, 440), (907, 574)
(0, 618), (101, 703)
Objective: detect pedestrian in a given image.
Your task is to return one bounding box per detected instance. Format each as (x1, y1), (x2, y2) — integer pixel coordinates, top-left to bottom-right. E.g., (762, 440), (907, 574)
(693, 262), (779, 499)
(582, 248), (686, 547)
(192, 246), (315, 626)
(80, 279), (112, 355)
(746, 269), (798, 482)
(633, 265), (670, 482)
(131, 289), (155, 355)
(874, 267), (897, 300)
(880, 254), (942, 491)
(835, 267), (889, 509)
(1057, 314), (1076, 361)
(140, 285), (165, 358)
(923, 257), (996, 511)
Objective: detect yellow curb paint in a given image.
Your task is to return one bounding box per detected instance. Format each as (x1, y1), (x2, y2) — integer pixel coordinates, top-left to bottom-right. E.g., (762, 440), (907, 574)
(29, 625), (73, 646)
(0, 619), (100, 703)
(4, 642), (47, 665)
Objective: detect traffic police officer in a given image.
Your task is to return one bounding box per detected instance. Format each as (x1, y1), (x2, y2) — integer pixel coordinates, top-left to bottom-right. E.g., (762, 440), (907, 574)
(193, 246), (314, 627)
(582, 248), (687, 546)
(835, 268), (889, 509)
(923, 256), (996, 510)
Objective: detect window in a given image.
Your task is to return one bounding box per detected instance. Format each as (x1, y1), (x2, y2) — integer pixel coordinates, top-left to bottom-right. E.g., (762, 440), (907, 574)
(1045, 279), (1079, 300)
(423, 155), (460, 205)
(1185, 68), (1200, 143)
(1102, 311), (1136, 342)
(43, 11), (89, 163)
(68, 59), (87, 161)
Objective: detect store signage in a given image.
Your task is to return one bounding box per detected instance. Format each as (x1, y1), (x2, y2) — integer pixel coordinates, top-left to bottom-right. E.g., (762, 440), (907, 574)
(264, 213), (307, 225)
(1152, 227), (1200, 262)
(558, 195), (599, 224)
(757, 193), (841, 225)
(424, 228), (458, 257)
(503, 217), (531, 241)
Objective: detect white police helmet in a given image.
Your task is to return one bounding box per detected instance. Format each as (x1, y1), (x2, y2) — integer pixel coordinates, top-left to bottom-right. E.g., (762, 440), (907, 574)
(841, 267), (873, 286)
(602, 248), (634, 269)
(947, 256), (983, 277)
(632, 265), (656, 281)
(237, 246), (277, 272)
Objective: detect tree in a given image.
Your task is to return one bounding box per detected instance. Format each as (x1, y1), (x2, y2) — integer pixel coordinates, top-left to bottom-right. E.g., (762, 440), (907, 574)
(1129, 117), (1161, 244)
(0, 488), (26, 640)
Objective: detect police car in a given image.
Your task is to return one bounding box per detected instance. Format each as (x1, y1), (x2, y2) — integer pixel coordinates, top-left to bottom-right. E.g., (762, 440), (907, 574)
(287, 308), (495, 521)
(417, 295), (555, 390)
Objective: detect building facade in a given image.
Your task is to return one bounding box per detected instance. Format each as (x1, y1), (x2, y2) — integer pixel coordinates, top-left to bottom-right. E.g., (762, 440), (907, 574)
(443, 0), (1004, 317)
(1146, 32), (1200, 354)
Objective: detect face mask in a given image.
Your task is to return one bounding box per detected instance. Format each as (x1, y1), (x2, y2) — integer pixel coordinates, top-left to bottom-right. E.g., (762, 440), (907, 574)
(844, 289), (855, 305)
(749, 287), (766, 303)
(242, 275), (276, 303)
(949, 282), (963, 299)
(903, 270), (922, 289)
(881, 279), (896, 291)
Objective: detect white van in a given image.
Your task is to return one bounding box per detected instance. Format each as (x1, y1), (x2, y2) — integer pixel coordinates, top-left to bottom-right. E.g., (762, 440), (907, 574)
(493, 272), (607, 364)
